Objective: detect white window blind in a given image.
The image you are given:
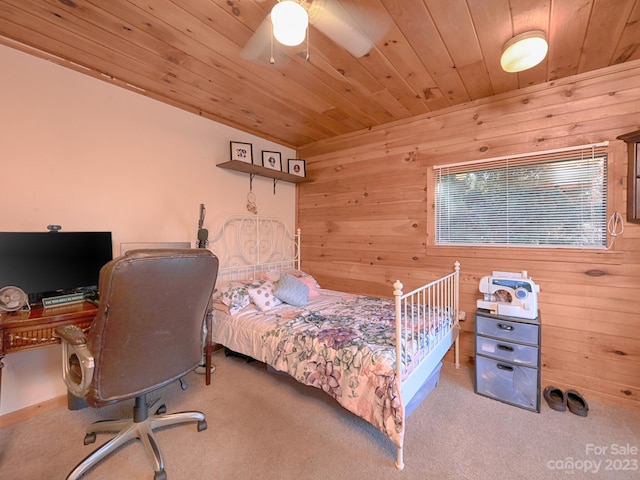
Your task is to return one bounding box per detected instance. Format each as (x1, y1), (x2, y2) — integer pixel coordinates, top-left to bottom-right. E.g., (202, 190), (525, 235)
(434, 143), (608, 248)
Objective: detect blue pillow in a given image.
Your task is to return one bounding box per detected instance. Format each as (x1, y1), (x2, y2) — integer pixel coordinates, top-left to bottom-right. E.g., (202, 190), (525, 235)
(274, 273), (309, 307)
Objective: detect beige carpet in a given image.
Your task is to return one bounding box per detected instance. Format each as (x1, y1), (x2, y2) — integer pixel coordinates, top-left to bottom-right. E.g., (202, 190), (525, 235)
(1, 350), (639, 480)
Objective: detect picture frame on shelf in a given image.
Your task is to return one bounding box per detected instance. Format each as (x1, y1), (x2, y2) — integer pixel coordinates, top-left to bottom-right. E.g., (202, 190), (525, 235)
(288, 159), (306, 177)
(262, 151), (282, 171)
(230, 141), (253, 164)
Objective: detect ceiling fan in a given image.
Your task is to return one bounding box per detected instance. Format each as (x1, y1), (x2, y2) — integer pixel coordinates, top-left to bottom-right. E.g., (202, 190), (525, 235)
(241, 0), (390, 62)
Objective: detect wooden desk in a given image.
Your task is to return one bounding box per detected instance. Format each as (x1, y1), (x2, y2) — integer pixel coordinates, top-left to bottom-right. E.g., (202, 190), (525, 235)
(0, 302), (98, 411)
(0, 301), (214, 412)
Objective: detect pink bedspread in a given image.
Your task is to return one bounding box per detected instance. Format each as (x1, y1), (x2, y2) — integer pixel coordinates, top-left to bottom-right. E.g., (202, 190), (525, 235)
(213, 289), (453, 448)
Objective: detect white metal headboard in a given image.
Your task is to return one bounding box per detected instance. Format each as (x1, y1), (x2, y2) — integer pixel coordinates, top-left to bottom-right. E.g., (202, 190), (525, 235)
(208, 215), (300, 283)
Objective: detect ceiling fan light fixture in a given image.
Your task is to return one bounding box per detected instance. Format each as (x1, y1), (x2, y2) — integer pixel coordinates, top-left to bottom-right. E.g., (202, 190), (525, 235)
(500, 30), (548, 73)
(271, 1), (309, 47)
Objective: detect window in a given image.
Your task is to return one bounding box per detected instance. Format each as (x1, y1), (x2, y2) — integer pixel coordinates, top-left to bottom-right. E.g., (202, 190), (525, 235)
(434, 143), (608, 248)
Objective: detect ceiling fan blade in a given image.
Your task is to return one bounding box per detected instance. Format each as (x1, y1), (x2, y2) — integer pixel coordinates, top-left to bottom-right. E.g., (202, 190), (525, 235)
(240, 14), (272, 61)
(309, 0), (390, 57)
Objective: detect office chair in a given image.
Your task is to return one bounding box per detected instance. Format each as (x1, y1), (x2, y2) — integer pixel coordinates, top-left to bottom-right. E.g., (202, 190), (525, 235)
(55, 249), (219, 480)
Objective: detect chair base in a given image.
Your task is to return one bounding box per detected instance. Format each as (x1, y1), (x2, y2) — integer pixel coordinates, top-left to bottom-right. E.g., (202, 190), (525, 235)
(67, 390), (89, 411)
(67, 395), (207, 480)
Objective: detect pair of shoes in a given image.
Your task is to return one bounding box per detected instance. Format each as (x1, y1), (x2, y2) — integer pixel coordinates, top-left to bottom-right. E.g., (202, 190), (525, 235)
(543, 386), (589, 416)
(566, 389), (589, 417)
(543, 386), (566, 411)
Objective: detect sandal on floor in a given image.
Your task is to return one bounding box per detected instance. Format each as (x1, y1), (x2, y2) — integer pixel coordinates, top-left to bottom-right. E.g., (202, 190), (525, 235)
(543, 386), (567, 412)
(566, 389), (589, 417)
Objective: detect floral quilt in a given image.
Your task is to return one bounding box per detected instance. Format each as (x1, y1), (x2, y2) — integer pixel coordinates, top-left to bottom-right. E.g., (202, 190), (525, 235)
(256, 294), (452, 448)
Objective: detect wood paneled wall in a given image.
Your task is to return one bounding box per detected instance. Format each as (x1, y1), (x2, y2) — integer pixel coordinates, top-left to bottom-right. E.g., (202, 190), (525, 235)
(297, 59), (640, 411)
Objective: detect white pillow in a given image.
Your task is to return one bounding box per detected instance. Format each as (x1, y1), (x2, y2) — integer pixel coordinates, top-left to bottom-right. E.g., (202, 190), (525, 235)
(248, 281), (282, 312)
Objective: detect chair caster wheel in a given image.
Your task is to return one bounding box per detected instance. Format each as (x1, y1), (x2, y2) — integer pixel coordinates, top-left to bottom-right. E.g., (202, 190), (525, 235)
(197, 419), (207, 432)
(84, 432), (96, 445)
(154, 469), (167, 480)
(157, 404), (167, 415)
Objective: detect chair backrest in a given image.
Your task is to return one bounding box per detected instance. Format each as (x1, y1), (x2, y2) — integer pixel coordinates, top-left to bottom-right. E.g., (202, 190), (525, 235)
(85, 249), (218, 406)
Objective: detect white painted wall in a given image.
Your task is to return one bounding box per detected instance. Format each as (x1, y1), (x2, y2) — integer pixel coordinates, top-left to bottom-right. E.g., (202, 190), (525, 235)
(0, 43), (296, 415)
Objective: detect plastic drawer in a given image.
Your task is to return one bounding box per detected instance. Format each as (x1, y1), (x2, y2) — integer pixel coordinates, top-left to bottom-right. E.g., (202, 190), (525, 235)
(476, 314), (539, 345)
(475, 355), (540, 412)
(476, 336), (539, 367)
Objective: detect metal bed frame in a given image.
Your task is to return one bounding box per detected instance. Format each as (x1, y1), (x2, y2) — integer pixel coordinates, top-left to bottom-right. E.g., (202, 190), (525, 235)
(208, 214), (460, 469)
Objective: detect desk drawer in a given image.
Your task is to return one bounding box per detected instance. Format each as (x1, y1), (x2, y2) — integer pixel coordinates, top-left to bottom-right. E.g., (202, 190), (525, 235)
(476, 315), (539, 345)
(476, 336), (539, 367)
(2, 317), (93, 354)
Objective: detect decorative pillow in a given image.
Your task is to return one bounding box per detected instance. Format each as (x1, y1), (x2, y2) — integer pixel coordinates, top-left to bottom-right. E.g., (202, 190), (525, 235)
(274, 273), (309, 307)
(212, 299), (230, 316)
(260, 269), (322, 290)
(216, 280), (262, 314)
(259, 270), (282, 283)
(284, 269), (322, 289)
(248, 281), (282, 312)
(297, 275), (320, 298)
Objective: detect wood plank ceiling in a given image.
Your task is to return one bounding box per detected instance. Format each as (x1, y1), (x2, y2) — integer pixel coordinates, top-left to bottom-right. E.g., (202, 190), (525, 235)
(1, 0), (639, 149)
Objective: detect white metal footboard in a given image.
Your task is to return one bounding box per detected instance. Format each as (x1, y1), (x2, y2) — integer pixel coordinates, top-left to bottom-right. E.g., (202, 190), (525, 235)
(393, 261), (460, 470)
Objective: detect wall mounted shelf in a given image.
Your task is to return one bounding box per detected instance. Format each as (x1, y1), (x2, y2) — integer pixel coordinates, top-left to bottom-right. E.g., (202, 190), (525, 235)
(217, 161), (311, 183)
(217, 160), (311, 193)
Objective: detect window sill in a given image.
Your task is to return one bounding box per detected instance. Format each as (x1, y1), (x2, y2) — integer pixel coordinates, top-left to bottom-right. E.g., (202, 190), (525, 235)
(426, 245), (623, 265)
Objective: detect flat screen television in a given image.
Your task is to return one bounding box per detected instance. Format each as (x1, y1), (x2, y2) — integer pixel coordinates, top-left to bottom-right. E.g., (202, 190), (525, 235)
(0, 231), (113, 305)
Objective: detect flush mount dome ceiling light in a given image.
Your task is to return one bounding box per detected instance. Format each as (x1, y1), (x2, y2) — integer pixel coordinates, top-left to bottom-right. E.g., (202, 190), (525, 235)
(500, 30), (548, 73)
(271, 1), (309, 47)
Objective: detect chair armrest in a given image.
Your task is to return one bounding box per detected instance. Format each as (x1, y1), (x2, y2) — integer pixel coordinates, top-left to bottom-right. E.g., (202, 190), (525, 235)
(55, 324), (94, 398)
(55, 324), (88, 346)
